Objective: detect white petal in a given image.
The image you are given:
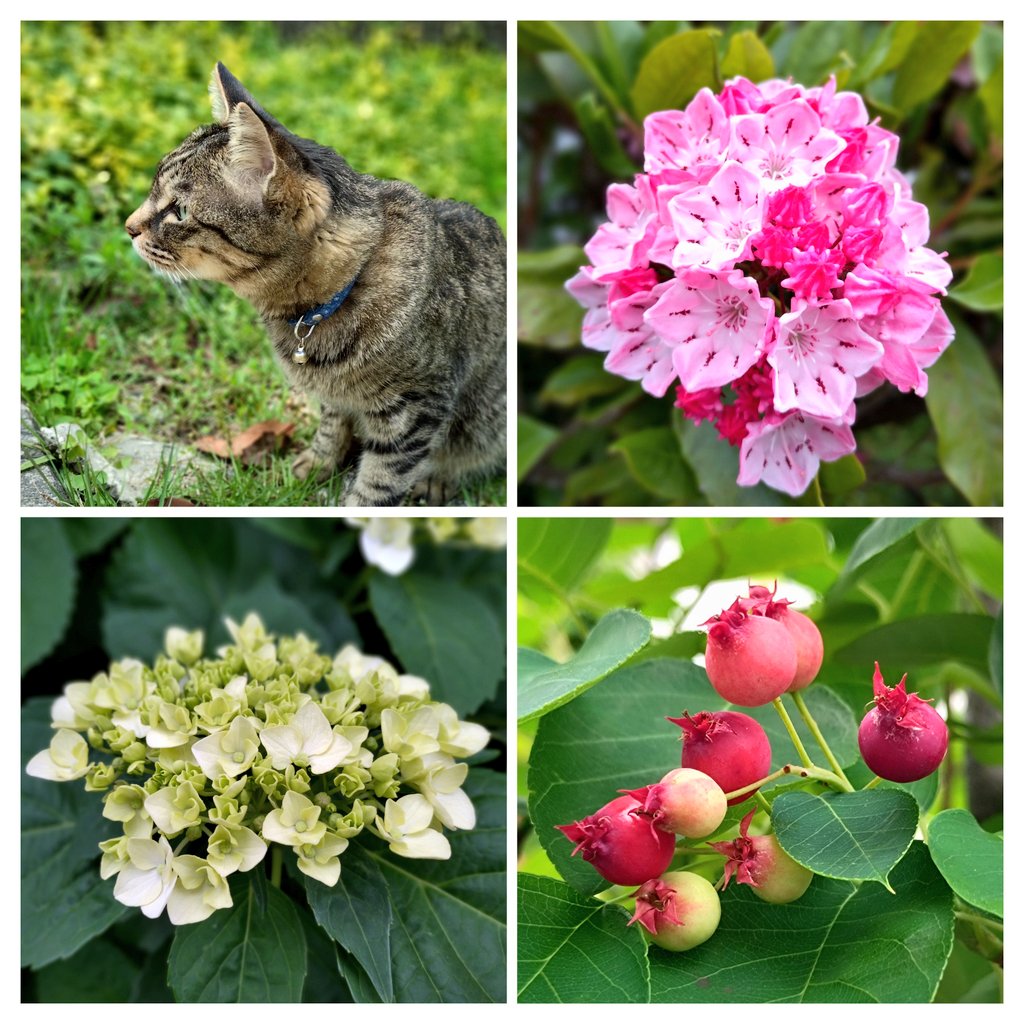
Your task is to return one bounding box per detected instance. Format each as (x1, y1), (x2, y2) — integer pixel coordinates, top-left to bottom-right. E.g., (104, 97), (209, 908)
(429, 788), (476, 830)
(191, 731), (227, 779)
(114, 865), (163, 907)
(308, 731), (353, 775)
(25, 749), (62, 781)
(165, 882), (218, 925)
(259, 724), (302, 769)
(233, 827), (269, 872)
(297, 856), (341, 887)
(395, 793), (434, 834)
(291, 702), (333, 755)
(260, 809), (298, 846)
(143, 790), (179, 834)
(390, 829), (451, 860)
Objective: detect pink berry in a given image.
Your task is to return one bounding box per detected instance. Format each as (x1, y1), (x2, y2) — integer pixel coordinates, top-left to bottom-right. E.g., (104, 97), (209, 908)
(627, 870), (721, 951)
(669, 710), (772, 806)
(703, 601), (797, 706)
(555, 794), (675, 887)
(709, 809), (813, 904)
(747, 584), (823, 690)
(858, 662), (949, 782)
(625, 768), (727, 839)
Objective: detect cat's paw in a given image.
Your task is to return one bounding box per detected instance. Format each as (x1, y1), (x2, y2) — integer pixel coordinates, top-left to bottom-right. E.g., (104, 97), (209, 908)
(292, 449), (336, 483)
(409, 477), (451, 506)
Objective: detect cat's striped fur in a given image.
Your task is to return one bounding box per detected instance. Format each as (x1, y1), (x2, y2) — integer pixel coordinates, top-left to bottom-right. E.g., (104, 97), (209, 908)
(125, 63), (506, 506)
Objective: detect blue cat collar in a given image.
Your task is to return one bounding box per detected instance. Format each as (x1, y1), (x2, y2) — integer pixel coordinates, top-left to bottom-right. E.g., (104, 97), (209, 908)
(288, 276), (357, 340)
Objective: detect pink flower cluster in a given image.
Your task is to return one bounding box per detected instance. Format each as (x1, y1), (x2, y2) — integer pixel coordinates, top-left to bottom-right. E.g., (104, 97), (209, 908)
(566, 76), (954, 497)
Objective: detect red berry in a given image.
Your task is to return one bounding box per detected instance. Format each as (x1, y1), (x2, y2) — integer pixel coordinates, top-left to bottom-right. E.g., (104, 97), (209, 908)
(625, 768), (727, 839)
(709, 809), (813, 904)
(770, 604), (824, 691)
(669, 710), (772, 806)
(627, 870), (721, 951)
(555, 794), (675, 887)
(858, 662), (949, 782)
(703, 601), (796, 706)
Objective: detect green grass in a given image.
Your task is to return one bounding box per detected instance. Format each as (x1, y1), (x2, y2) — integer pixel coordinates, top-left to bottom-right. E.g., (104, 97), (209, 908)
(21, 21), (507, 507)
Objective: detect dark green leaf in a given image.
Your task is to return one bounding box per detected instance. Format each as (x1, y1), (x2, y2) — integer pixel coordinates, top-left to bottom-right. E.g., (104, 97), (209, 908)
(950, 252), (1003, 312)
(167, 873), (307, 1002)
(928, 809), (1002, 917)
(988, 607), (1002, 696)
(34, 936), (138, 1002)
(518, 873), (650, 1002)
(893, 22), (981, 110)
(750, 687), (860, 774)
(299, 905), (355, 1003)
(518, 517), (611, 596)
(21, 519), (77, 673)
(832, 613), (993, 672)
(829, 518), (925, 598)
(721, 30), (774, 81)
(573, 92), (639, 178)
(611, 427), (699, 501)
(21, 699), (124, 969)
(844, 760), (939, 814)
(980, 58), (1003, 140)
(772, 789), (919, 888)
(368, 570), (503, 716)
(362, 769), (506, 1001)
(649, 842), (954, 1002)
(304, 845), (394, 1001)
(925, 313), (1002, 506)
(61, 518), (129, 556)
(541, 355), (625, 406)
(518, 609), (651, 722)
(820, 453), (867, 498)
(943, 518), (1003, 600)
(630, 29), (720, 119)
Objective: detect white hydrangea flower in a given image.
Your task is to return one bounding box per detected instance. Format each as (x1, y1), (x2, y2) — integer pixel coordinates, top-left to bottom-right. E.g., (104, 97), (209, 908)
(348, 517), (415, 575)
(259, 702), (355, 774)
(165, 626), (204, 665)
(167, 855), (232, 925)
(296, 832), (349, 886)
(113, 836), (177, 919)
(25, 729), (90, 781)
(144, 780), (205, 834)
(378, 794), (451, 860)
(192, 715), (261, 779)
(465, 517), (507, 549)
(261, 790), (327, 847)
(205, 823), (267, 877)
(402, 753), (476, 830)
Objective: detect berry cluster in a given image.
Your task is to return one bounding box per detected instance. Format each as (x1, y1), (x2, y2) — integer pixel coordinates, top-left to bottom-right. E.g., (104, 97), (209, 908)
(554, 584), (949, 953)
(566, 76), (953, 497)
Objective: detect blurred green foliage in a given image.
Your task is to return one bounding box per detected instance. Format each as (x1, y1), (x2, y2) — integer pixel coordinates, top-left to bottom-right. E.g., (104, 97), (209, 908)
(21, 22), (505, 502)
(518, 21), (1003, 507)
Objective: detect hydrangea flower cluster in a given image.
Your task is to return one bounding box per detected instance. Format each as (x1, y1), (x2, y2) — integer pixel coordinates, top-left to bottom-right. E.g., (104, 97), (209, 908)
(26, 614), (489, 926)
(567, 75), (954, 496)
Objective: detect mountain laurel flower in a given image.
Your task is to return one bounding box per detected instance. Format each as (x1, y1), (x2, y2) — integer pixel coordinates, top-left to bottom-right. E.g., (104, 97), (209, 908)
(377, 794), (452, 860)
(25, 614), (489, 923)
(568, 74), (954, 496)
(26, 729), (90, 781)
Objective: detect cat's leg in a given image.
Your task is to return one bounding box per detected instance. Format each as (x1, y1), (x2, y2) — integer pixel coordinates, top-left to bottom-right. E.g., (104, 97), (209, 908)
(341, 400), (450, 507)
(292, 403), (355, 482)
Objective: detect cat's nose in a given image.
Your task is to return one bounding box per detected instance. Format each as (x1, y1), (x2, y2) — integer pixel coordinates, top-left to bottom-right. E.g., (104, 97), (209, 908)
(125, 216), (142, 238)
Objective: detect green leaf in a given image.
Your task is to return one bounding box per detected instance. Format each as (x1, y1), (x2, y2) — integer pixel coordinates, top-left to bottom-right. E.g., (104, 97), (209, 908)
(630, 29), (720, 119)
(361, 769), (506, 1001)
(167, 873), (307, 1002)
(832, 613), (994, 672)
(518, 415), (559, 483)
(754, 687), (860, 774)
(928, 809), (1002, 917)
(34, 936), (139, 1002)
(529, 659), (710, 894)
(820, 453), (867, 498)
(649, 842), (954, 1002)
(21, 519), (77, 673)
(893, 22), (982, 110)
(61, 518), (129, 556)
(925, 313), (1002, 506)
(304, 846), (394, 1001)
(298, 906), (352, 1003)
(721, 30), (774, 81)
(518, 517), (611, 597)
(844, 760), (939, 814)
(518, 874), (650, 1002)
(518, 609), (652, 722)
(611, 427), (698, 501)
(772, 789), (919, 889)
(850, 21), (919, 88)
(988, 607), (1002, 696)
(573, 92), (638, 178)
(949, 252), (1003, 312)
(368, 570), (504, 716)
(829, 518), (925, 598)
(541, 355), (625, 406)
(943, 518), (1003, 600)
(980, 57), (1003, 140)
(21, 699), (125, 969)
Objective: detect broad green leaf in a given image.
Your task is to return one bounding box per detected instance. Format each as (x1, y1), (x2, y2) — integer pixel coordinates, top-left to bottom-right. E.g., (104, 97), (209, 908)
(518, 874), (650, 1002)
(518, 518), (611, 597)
(844, 760), (939, 814)
(630, 29), (720, 119)
(518, 279), (582, 348)
(611, 427), (699, 501)
(541, 355), (625, 406)
(893, 22), (981, 110)
(21, 519), (77, 673)
(34, 936), (139, 1002)
(829, 518), (925, 598)
(943, 518), (1003, 599)
(949, 252), (1003, 312)
(832, 613), (993, 672)
(721, 30), (774, 81)
(362, 769), (506, 1001)
(980, 57), (1003, 140)
(820, 453), (867, 498)
(368, 571), (503, 716)
(928, 809), (1003, 917)
(649, 842), (954, 1002)
(573, 92), (638, 178)
(518, 609), (652, 722)
(530, 660), (707, 894)
(61, 518), (129, 556)
(21, 699), (124, 969)
(925, 313), (1002, 506)
(167, 873), (307, 1002)
(772, 789), (919, 888)
(850, 21), (918, 88)
(299, 906), (352, 1003)
(305, 846), (394, 1001)
(750, 687), (860, 774)
(989, 607), (1002, 695)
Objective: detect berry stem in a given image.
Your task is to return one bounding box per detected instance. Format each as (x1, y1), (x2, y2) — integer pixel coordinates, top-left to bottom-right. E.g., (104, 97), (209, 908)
(862, 775), (883, 790)
(772, 697), (813, 767)
(790, 691), (853, 789)
(753, 791), (773, 814)
(723, 762), (848, 801)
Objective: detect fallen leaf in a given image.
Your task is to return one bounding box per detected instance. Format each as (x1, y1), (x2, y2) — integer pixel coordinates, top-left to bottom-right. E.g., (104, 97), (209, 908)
(195, 420), (295, 466)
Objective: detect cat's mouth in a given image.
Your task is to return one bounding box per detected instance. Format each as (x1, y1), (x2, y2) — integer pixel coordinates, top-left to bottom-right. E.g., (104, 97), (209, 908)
(134, 238), (189, 280)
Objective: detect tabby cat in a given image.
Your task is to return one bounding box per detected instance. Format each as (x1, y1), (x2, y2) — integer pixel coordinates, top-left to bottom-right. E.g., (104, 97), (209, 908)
(125, 62), (506, 506)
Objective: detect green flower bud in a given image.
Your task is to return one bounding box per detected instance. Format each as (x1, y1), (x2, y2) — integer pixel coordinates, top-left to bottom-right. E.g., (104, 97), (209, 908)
(85, 762), (120, 790)
(165, 627), (204, 666)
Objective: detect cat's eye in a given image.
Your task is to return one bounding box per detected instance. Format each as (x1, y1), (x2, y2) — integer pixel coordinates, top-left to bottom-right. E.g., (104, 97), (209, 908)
(173, 201), (188, 221)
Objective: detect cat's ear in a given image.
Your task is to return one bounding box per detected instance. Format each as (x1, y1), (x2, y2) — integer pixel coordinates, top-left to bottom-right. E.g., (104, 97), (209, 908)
(225, 102), (277, 192)
(210, 62), (264, 124)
